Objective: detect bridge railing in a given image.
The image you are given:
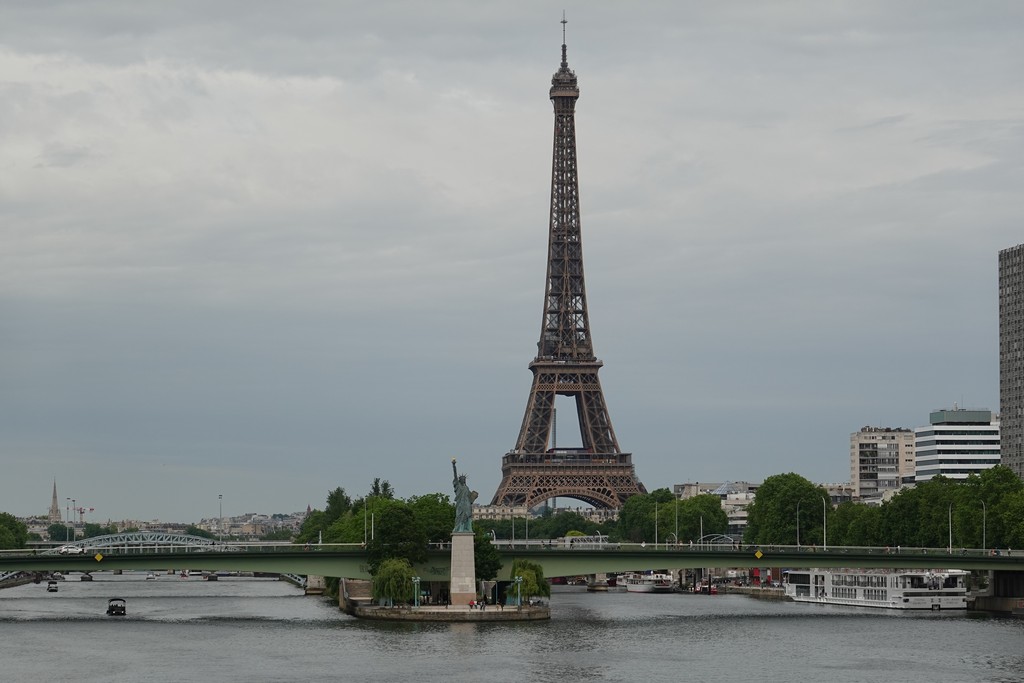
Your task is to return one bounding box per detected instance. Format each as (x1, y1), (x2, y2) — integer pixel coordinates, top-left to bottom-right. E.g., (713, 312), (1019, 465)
(484, 540), (1017, 558)
(0, 542), (367, 557)
(0, 542), (1017, 558)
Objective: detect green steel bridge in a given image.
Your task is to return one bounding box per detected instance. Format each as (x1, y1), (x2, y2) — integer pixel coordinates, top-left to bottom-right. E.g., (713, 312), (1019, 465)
(3, 533), (1023, 585)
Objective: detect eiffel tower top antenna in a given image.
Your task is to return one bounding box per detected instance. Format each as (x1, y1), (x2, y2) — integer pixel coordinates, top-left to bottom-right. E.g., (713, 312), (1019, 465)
(561, 12), (568, 67)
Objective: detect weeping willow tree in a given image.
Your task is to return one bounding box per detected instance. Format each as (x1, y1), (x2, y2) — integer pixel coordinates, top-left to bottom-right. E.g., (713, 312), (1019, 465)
(507, 558), (550, 604)
(372, 558), (415, 607)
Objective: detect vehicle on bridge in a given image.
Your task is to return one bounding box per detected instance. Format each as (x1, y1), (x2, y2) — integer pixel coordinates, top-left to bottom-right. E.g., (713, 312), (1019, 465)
(106, 598), (126, 616)
(58, 545), (84, 555)
(783, 568), (968, 610)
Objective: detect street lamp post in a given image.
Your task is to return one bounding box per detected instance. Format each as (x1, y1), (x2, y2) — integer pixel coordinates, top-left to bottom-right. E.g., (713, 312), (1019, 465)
(514, 575), (523, 609)
(411, 576), (421, 608)
(948, 502), (953, 554)
(674, 499), (679, 547)
(65, 498), (71, 542)
(218, 494), (223, 543)
(980, 499), (987, 552)
(796, 500), (802, 549)
(655, 505), (659, 547)
(71, 498), (76, 542)
(821, 496), (827, 551)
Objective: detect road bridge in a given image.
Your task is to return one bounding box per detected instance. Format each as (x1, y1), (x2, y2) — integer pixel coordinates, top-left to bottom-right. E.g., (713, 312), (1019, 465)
(2, 535), (1023, 586)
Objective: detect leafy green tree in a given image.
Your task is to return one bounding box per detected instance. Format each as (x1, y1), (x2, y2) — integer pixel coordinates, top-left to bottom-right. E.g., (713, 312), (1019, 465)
(370, 478), (395, 499)
(650, 487), (675, 504)
(828, 501), (887, 547)
(408, 493), (455, 543)
(531, 511), (598, 539)
(0, 512), (27, 549)
(668, 495), (729, 543)
(744, 473), (829, 545)
(295, 510), (326, 544)
(365, 499), (427, 574)
(618, 493), (657, 542)
(372, 558), (415, 606)
(508, 558), (550, 603)
(953, 466), (1023, 548)
(82, 522), (118, 538)
(474, 530), (503, 581)
(879, 477), (958, 548)
(324, 487), (353, 523)
(1002, 489), (1024, 548)
(48, 523), (72, 543)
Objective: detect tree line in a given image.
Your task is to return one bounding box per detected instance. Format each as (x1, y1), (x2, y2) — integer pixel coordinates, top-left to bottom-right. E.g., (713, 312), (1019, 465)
(744, 467), (1024, 549)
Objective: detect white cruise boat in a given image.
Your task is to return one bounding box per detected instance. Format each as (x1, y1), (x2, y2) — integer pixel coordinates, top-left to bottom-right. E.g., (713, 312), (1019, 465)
(783, 568), (968, 610)
(623, 572), (675, 593)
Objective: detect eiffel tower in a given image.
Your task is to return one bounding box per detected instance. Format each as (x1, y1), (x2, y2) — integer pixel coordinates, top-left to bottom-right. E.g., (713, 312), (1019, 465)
(490, 26), (647, 510)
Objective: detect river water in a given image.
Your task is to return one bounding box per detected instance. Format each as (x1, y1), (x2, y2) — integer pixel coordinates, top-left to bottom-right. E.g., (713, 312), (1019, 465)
(1, 573), (1022, 683)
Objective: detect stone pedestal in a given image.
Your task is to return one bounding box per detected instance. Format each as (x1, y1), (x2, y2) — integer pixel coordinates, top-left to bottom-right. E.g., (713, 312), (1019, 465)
(305, 575), (325, 595)
(449, 532), (476, 606)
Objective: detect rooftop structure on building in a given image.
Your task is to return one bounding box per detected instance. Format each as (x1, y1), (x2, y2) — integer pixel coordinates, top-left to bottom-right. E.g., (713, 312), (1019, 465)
(915, 406), (1000, 482)
(823, 483), (856, 505)
(673, 481), (759, 500)
(999, 243), (1024, 479)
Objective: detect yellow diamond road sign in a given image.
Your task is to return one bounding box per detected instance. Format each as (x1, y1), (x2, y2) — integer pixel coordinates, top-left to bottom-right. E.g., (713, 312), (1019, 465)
(754, 550), (763, 559)
(94, 553), (103, 562)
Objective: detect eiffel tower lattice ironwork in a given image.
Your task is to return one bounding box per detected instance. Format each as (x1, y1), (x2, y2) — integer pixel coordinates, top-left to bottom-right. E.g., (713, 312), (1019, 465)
(490, 31), (647, 510)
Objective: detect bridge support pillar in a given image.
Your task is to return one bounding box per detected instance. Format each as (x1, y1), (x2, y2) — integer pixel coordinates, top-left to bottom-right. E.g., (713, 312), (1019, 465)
(305, 575), (325, 595)
(449, 532), (476, 606)
(973, 569), (1024, 615)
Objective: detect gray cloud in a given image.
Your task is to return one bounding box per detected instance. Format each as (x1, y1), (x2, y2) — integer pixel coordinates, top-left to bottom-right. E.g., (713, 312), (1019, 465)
(1, 1), (1022, 521)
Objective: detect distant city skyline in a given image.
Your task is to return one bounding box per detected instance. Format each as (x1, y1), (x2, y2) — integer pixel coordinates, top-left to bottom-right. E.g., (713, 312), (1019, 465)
(3, 3), (1022, 520)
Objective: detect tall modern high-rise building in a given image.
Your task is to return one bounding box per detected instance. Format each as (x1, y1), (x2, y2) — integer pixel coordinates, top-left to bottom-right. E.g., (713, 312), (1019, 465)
(914, 407), (1000, 482)
(850, 427), (915, 499)
(999, 243), (1024, 479)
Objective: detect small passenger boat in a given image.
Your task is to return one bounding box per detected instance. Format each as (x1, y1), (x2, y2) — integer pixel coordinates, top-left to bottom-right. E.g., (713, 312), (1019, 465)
(46, 580), (58, 592)
(623, 572), (675, 593)
(106, 598), (127, 616)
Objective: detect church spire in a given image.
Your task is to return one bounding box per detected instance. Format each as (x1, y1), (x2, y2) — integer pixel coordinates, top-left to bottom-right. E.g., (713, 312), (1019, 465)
(49, 480), (61, 523)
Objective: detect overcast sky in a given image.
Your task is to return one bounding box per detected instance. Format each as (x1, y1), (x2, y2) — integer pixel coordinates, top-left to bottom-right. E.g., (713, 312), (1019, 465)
(2, 1), (1022, 523)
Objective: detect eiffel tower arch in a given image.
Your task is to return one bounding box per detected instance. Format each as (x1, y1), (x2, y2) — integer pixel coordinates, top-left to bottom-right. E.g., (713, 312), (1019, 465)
(491, 28), (647, 511)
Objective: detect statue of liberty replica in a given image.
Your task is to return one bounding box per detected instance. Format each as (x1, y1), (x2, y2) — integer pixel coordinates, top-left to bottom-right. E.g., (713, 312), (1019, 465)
(449, 458), (476, 605)
(452, 459), (476, 533)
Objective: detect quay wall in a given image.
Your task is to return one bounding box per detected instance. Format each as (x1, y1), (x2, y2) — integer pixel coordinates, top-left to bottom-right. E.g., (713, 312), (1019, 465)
(350, 605), (550, 622)
(727, 586), (790, 601)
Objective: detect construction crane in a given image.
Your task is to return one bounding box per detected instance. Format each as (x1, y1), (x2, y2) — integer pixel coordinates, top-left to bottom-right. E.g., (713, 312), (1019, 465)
(74, 506), (95, 524)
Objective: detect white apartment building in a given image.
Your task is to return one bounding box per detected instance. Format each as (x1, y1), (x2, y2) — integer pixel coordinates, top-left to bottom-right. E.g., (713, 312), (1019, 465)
(850, 427), (915, 499)
(914, 407), (1000, 482)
